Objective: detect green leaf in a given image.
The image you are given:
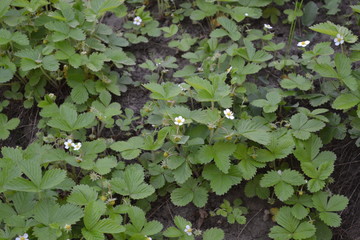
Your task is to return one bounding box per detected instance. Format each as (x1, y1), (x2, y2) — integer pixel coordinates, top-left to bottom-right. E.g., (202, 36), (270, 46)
(93, 157), (117, 175)
(42, 55), (59, 71)
(280, 74), (312, 91)
(332, 93), (360, 110)
(40, 169), (66, 190)
(143, 82), (182, 100)
(312, 192), (348, 227)
(217, 17), (241, 41)
(54, 204), (84, 225)
(269, 207), (316, 240)
(33, 227), (58, 240)
(310, 21), (358, 43)
(0, 114), (20, 139)
(290, 113), (325, 140)
(301, 1), (318, 26)
(71, 85), (89, 104)
(171, 178), (208, 207)
(0, 68), (13, 83)
(319, 212), (341, 227)
(110, 137), (144, 160)
(171, 187), (193, 207)
(202, 164), (242, 195)
(67, 185), (98, 206)
(274, 181), (294, 202)
(86, 53), (107, 72)
(84, 200), (106, 230)
(203, 228), (225, 240)
(111, 164), (155, 199)
(94, 219), (125, 233)
(236, 119), (270, 145)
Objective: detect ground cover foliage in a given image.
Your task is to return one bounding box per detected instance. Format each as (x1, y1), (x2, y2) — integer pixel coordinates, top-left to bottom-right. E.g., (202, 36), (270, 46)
(0, 0), (359, 239)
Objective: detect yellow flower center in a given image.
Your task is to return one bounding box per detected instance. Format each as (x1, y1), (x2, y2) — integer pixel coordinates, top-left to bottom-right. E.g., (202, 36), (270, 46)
(336, 38), (342, 42)
(65, 224), (71, 230)
(300, 41), (306, 45)
(226, 112), (231, 116)
(20, 237), (25, 240)
(186, 228), (192, 232)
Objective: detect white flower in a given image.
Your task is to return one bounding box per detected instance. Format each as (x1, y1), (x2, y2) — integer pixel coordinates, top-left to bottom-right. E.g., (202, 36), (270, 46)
(226, 66), (232, 73)
(16, 233), (29, 240)
(245, 13), (249, 16)
(64, 224), (72, 231)
(184, 225), (192, 236)
(223, 109), (234, 120)
(133, 16), (142, 26)
(145, 236), (152, 240)
(64, 139), (73, 149)
(174, 116), (185, 126)
(277, 170), (282, 175)
(264, 24), (273, 29)
(297, 40), (310, 47)
(334, 34), (344, 46)
(72, 142), (82, 151)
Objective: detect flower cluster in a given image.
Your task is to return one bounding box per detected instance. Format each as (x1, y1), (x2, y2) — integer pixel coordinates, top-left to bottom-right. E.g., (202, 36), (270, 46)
(64, 139), (82, 151)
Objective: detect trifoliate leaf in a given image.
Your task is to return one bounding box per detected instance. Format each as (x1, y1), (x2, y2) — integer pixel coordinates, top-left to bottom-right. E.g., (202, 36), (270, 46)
(170, 178), (208, 207)
(312, 192), (348, 227)
(280, 74), (312, 91)
(202, 164), (242, 195)
(290, 113), (325, 140)
(257, 129), (295, 162)
(111, 164), (155, 199)
(269, 207), (316, 240)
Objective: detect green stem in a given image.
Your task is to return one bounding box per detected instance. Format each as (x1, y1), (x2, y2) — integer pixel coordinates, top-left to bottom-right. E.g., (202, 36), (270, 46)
(40, 67), (58, 88)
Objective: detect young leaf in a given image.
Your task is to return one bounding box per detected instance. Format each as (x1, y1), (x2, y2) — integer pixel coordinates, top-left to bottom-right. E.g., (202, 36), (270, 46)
(170, 178), (208, 207)
(312, 192), (349, 227)
(290, 113), (325, 140)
